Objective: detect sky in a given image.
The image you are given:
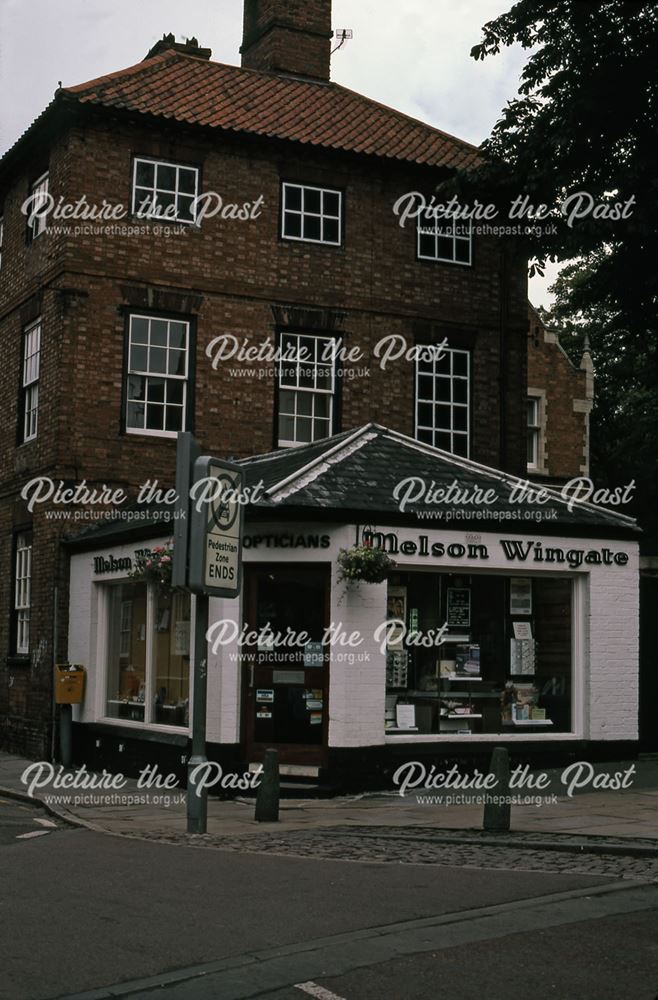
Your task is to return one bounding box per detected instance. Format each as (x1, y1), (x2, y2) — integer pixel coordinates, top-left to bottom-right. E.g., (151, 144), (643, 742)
(0, 0), (559, 305)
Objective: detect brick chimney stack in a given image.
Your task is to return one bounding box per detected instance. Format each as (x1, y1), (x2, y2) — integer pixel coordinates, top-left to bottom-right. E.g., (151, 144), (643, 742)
(240, 0), (333, 81)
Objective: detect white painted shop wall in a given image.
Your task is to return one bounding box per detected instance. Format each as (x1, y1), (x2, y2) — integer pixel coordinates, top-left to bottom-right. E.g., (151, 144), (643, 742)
(67, 524), (639, 747)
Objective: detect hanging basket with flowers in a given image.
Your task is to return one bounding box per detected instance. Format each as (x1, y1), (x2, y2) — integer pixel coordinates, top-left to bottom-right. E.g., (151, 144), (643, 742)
(337, 544), (396, 585)
(129, 543), (174, 589)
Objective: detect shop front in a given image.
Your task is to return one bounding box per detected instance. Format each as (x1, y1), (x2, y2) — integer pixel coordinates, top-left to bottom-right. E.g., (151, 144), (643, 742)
(66, 425), (640, 788)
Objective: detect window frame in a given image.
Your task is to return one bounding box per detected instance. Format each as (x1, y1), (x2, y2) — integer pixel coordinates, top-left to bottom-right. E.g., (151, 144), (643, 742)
(280, 181), (343, 247)
(13, 532), (32, 656)
(0, 214), (4, 270)
(101, 580), (192, 733)
(275, 330), (338, 448)
(123, 312), (193, 440)
(527, 394), (543, 471)
(131, 156), (200, 225)
(417, 214), (472, 266)
(19, 318), (41, 445)
(414, 345), (471, 458)
(27, 172), (49, 241)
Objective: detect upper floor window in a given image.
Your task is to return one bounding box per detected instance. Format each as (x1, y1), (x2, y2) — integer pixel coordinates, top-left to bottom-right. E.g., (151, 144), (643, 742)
(527, 396), (542, 469)
(14, 533), (32, 655)
(415, 346), (470, 457)
(28, 173), (49, 240)
(281, 183), (342, 246)
(132, 158), (199, 224)
(125, 314), (189, 438)
(418, 217), (472, 265)
(277, 332), (336, 446)
(20, 320), (41, 443)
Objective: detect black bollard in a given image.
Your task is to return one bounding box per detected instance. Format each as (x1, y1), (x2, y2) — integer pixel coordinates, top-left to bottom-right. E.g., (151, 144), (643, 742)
(255, 749), (280, 822)
(483, 746), (511, 832)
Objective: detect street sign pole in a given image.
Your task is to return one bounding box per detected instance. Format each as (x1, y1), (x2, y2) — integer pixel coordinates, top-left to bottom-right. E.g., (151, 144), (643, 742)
(173, 433), (244, 835)
(187, 592), (209, 834)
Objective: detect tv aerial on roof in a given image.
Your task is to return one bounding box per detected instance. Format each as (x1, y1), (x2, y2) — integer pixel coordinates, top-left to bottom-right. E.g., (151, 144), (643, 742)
(332, 28), (353, 54)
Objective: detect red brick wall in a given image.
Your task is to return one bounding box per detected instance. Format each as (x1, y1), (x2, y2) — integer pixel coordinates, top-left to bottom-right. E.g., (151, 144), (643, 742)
(0, 114), (528, 753)
(241, 0), (332, 79)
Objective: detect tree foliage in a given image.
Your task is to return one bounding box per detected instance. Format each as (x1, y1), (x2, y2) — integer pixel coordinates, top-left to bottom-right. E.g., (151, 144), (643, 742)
(464, 0), (658, 546)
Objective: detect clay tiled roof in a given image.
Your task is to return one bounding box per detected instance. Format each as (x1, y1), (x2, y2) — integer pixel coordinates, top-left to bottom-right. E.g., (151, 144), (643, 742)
(61, 49), (482, 170)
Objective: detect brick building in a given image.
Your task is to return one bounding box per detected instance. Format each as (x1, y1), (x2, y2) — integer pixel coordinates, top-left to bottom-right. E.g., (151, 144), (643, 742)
(527, 302), (594, 484)
(0, 0), (639, 784)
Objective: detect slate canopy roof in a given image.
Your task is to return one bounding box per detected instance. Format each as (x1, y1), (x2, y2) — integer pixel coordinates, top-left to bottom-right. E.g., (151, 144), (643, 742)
(65, 424), (638, 551)
(239, 424), (639, 537)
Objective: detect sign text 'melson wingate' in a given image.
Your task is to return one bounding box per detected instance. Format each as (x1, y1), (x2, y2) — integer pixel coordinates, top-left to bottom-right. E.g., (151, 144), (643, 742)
(361, 532), (629, 570)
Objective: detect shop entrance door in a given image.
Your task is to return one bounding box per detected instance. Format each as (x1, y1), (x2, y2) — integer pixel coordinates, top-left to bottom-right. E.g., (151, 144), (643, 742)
(242, 564), (330, 768)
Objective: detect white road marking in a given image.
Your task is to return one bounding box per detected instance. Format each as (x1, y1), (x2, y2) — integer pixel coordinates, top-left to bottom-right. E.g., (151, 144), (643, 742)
(34, 817), (57, 828)
(16, 830), (51, 840)
(295, 982), (346, 1000)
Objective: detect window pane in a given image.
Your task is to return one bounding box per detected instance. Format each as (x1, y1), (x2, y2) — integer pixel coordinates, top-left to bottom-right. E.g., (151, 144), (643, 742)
(148, 379), (165, 403)
(150, 321), (168, 347)
(284, 212), (302, 238)
(146, 403), (165, 430)
(279, 415), (295, 441)
(315, 394), (330, 418)
(165, 405), (184, 432)
(323, 218), (339, 244)
(453, 379), (468, 404)
(285, 185), (302, 211)
(436, 236), (454, 260)
(296, 416), (313, 443)
(131, 317), (149, 344)
(168, 380), (184, 406)
(417, 402), (432, 426)
(134, 189), (155, 215)
(106, 583), (146, 722)
(323, 190), (340, 217)
(149, 348), (167, 374)
(452, 434), (468, 457)
(435, 404), (452, 430)
(135, 161), (155, 187)
(127, 401), (146, 428)
(455, 238), (471, 263)
(303, 215), (322, 242)
(453, 407), (468, 432)
(435, 377), (451, 402)
(177, 196), (194, 222)
(297, 392), (313, 416)
(156, 164), (177, 191)
(279, 389), (295, 415)
(419, 233), (435, 258)
(304, 188), (322, 214)
(169, 322), (187, 350)
(156, 192), (176, 218)
(178, 168), (197, 195)
(435, 432), (452, 451)
(152, 590), (190, 726)
(417, 375), (434, 400)
(129, 345), (148, 372)
(128, 375), (146, 401)
(452, 352), (468, 377)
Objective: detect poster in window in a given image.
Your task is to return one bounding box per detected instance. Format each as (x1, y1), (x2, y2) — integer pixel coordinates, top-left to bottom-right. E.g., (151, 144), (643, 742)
(510, 577), (532, 615)
(510, 638), (536, 675)
(386, 585), (407, 648)
(447, 588), (471, 628)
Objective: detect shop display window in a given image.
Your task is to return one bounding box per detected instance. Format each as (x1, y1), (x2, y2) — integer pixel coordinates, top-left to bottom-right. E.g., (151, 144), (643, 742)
(384, 572), (572, 736)
(105, 582), (190, 727)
